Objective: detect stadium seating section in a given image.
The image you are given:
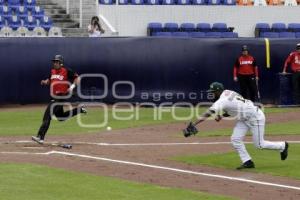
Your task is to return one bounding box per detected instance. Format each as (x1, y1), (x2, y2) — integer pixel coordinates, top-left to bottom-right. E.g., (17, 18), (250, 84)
(0, 0), (59, 37)
(255, 23), (300, 38)
(99, 0), (300, 5)
(148, 22), (239, 38)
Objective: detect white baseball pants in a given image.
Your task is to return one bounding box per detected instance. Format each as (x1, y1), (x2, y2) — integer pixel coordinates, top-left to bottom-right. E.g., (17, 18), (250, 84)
(231, 109), (285, 163)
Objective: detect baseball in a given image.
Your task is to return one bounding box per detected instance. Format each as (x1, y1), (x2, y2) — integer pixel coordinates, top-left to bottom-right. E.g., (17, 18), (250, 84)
(106, 126), (112, 131)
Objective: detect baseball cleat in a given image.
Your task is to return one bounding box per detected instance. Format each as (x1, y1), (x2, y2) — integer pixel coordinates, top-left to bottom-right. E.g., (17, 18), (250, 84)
(280, 142), (289, 160)
(80, 105), (87, 114)
(236, 160), (255, 170)
(31, 136), (44, 144)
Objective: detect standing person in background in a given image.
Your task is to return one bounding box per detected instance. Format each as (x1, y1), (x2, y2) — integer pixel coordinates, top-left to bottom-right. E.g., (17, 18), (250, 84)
(282, 43), (300, 105)
(233, 45), (259, 102)
(88, 16), (105, 37)
(32, 55), (87, 144)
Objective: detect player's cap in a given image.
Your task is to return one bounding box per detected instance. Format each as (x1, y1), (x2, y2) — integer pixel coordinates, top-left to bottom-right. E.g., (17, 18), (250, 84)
(52, 55), (64, 63)
(207, 82), (224, 92)
(242, 45), (249, 52)
(296, 43), (300, 50)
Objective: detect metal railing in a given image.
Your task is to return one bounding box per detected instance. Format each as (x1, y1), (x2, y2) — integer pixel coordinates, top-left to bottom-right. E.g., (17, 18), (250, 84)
(97, 0), (119, 36)
(65, 0), (83, 28)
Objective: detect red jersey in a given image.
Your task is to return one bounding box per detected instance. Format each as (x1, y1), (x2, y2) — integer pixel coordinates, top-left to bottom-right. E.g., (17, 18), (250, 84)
(283, 51), (300, 73)
(233, 55), (258, 78)
(50, 66), (78, 96)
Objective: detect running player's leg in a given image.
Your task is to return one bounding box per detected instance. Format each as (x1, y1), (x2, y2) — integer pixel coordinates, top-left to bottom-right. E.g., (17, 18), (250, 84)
(54, 103), (85, 121)
(250, 110), (285, 151)
(36, 101), (54, 141)
(231, 121), (251, 163)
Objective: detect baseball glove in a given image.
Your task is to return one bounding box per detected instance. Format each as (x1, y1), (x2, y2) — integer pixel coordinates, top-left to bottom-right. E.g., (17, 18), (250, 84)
(183, 122), (198, 137)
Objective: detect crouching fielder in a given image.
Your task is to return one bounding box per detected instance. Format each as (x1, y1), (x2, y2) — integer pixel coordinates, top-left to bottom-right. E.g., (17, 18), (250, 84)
(183, 82), (289, 169)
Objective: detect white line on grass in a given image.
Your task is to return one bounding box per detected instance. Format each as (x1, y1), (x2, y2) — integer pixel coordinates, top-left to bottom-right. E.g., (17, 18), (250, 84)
(1, 150), (300, 191)
(10, 140), (300, 146)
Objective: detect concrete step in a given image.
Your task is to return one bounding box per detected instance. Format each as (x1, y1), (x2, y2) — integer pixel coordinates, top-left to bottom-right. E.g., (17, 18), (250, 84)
(62, 28), (88, 37)
(52, 18), (74, 23)
(41, 4), (64, 9)
(44, 8), (67, 15)
(37, 0), (88, 37)
(37, 0), (56, 4)
(37, 2), (57, 6)
(54, 22), (80, 28)
(48, 14), (71, 19)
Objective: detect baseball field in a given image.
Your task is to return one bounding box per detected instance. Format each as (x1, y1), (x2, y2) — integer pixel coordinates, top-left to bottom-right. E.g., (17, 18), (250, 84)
(1, 105), (300, 200)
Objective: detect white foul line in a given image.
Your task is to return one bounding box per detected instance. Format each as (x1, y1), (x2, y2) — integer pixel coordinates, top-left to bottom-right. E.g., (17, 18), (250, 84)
(2, 150), (299, 191)
(10, 140), (300, 147)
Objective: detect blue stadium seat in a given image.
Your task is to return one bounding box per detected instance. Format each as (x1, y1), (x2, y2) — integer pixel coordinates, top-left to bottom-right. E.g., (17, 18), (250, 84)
(212, 23), (228, 32)
(24, 15), (37, 31)
(196, 23), (211, 32)
(255, 23), (270, 32)
(223, 0), (236, 5)
(177, 0), (192, 4)
(172, 32), (189, 37)
(0, 0), (4, 6)
(152, 32), (172, 37)
(260, 32), (279, 38)
(0, 6), (12, 21)
(192, 0), (206, 4)
(131, 0), (144, 4)
(119, 0), (129, 4)
(145, 0), (160, 4)
(189, 32), (205, 38)
(288, 23), (300, 32)
(180, 23), (195, 32)
(207, 0), (221, 5)
(16, 6), (29, 21)
(296, 32), (300, 38)
(32, 6), (45, 21)
(255, 23), (271, 37)
(40, 16), (52, 31)
(8, 0), (21, 11)
(205, 32), (222, 38)
(164, 23), (179, 32)
(24, 0), (36, 10)
(279, 32), (296, 38)
(148, 22), (163, 35)
(162, 0), (176, 5)
(271, 23), (287, 32)
(221, 32), (238, 38)
(99, 0), (114, 4)
(8, 15), (21, 30)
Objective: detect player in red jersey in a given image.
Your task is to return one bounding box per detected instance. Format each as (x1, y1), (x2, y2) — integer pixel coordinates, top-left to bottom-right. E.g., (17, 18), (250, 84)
(282, 43), (300, 104)
(233, 45), (259, 102)
(32, 55), (87, 144)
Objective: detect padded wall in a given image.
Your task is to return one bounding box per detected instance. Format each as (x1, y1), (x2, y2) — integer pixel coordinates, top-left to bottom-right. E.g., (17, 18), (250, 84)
(0, 37), (296, 104)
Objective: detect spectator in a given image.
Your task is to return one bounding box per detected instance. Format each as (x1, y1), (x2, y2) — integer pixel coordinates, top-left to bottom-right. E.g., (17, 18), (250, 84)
(233, 45), (259, 102)
(88, 16), (105, 37)
(282, 43), (300, 104)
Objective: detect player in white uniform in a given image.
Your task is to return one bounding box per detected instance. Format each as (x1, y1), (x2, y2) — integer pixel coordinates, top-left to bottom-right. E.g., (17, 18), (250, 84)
(183, 82), (289, 169)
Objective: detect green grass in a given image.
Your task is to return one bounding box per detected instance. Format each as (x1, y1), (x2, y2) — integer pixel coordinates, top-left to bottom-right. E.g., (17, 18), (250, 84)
(0, 163), (235, 200)
(0, 107), (205, 136)
(199, 120), (300, 137)
(174, 144), (300, 180)
(263, 107), (300, 114)
(0, 107), (298, 136)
